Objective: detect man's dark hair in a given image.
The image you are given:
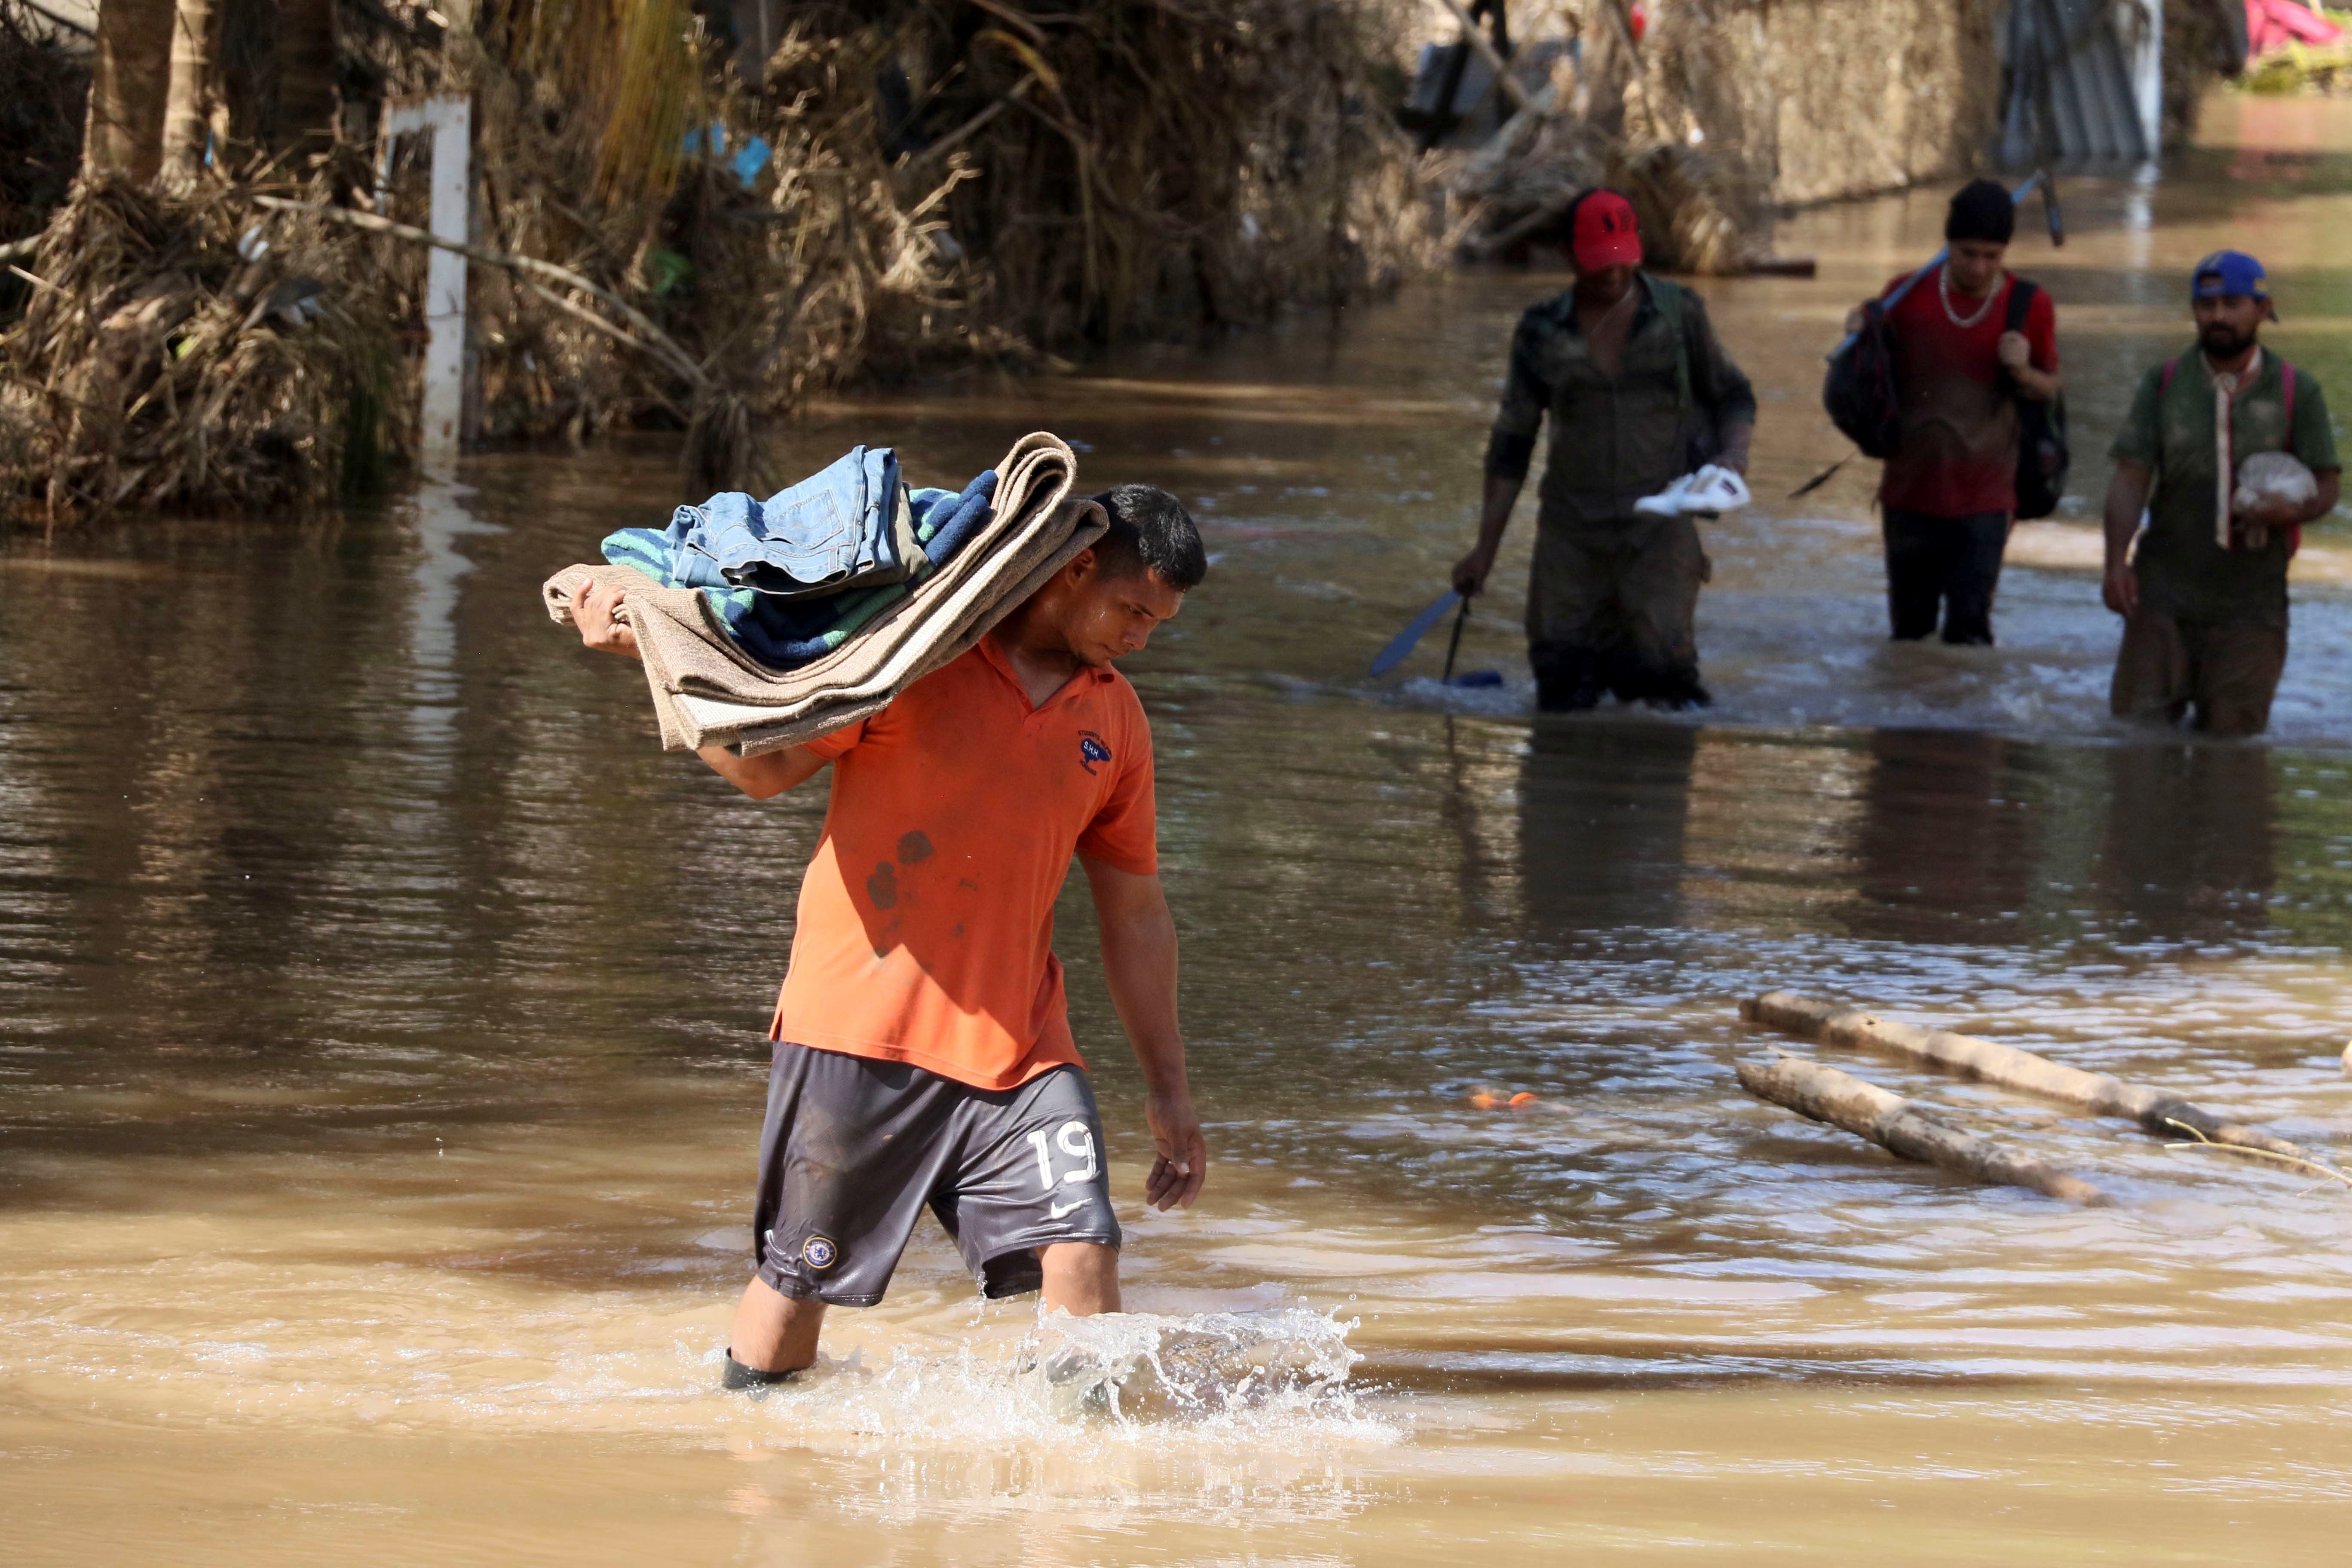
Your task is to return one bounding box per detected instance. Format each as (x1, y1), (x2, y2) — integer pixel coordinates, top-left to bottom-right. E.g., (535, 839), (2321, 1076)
(1091, 484), (1207, 591)
(1945, 179), (2015, 245)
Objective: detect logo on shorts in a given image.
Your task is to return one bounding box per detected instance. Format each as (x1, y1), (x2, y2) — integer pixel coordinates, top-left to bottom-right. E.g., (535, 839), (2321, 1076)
(1078, 731), (1112, 775)
(801, 1234), (839, 1271)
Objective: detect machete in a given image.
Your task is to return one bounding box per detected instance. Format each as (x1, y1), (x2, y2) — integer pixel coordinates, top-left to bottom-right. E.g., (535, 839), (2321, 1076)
(1370, 588), (1462, 675)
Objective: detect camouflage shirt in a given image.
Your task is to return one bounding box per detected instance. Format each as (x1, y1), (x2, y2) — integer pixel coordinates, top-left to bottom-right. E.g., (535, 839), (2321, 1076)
(1485, 274), (1758, 530)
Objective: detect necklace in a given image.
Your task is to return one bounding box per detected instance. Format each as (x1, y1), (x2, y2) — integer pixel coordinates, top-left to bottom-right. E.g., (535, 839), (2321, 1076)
(1938, 263), (1998, 330)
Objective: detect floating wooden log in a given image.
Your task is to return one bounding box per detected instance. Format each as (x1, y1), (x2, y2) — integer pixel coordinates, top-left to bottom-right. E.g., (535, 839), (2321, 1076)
(1743, 991), (2317, 1164)
(1737, 1050), (2113, 1206)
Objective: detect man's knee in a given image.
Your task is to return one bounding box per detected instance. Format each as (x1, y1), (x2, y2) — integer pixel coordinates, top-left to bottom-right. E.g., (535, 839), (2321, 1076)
(1038, 1240), (1120, 1315)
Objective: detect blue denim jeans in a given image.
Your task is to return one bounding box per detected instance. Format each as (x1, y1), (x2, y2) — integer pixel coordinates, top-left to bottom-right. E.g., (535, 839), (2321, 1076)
(674, 445), (915, 599)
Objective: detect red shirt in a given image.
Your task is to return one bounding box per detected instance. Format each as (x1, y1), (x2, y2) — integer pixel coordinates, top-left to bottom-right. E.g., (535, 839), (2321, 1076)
(1877, 269), (2060, 518)
(768, 639), (1159, 1091)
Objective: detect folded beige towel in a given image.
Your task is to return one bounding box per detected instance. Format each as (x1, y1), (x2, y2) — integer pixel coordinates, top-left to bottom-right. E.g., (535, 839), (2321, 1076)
(545, 432), (1104, 756)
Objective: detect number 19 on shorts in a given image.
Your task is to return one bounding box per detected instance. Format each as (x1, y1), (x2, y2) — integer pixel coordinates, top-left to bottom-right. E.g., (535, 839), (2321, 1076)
(1026, 1120), (1100, 1193)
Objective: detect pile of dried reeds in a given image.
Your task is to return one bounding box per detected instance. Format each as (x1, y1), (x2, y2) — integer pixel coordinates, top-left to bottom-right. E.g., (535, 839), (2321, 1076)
(882, 0), (1430, 341)
(1434, 47), (1773, 274)
(2, 0), (1430, 527)
(405, 0), (1425, 433)
(0, 172), (405, 530)
(1442, 119), (1770, 273)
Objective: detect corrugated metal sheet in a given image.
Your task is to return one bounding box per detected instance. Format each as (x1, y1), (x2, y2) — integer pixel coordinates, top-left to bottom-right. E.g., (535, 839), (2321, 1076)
(1999, 0), (2165, 165)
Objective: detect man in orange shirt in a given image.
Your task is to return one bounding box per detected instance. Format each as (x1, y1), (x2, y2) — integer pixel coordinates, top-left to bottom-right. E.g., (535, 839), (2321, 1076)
(571, 485), (1210, 1387)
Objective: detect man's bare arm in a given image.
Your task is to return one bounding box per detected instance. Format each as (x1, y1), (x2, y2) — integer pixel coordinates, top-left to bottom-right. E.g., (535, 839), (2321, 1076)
(1715, 420), (1755, 474)
(2101, 459), (2153, 617)
(570, 578), (827, 799)
(1452, 471), (1525, 597)
(1079, 857), (1205, 1211)
(698, 744), (827, 800)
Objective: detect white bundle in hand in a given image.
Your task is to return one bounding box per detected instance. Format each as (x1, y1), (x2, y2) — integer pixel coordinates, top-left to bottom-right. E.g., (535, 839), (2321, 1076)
(1633, 465), (1752, 518)
(2234, 450), (2317, 516)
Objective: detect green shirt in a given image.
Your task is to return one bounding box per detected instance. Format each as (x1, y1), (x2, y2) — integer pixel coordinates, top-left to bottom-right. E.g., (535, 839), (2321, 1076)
(1486, 274), (1757, 531)
(2109, 348), (2340, 626)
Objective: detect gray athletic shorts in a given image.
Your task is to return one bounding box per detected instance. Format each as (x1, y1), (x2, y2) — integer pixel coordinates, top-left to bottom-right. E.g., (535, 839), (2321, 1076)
(750, 1042), (1121, 1307)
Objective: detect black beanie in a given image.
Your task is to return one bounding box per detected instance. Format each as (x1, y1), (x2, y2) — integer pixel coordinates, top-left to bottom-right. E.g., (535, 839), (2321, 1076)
(1945, 179), (2015, 244)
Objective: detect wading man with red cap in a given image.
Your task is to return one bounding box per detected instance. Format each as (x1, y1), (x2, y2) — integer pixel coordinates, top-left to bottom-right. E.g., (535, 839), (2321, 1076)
(2100, 251), (2340, 736)
(1452, 187), (1757, 710)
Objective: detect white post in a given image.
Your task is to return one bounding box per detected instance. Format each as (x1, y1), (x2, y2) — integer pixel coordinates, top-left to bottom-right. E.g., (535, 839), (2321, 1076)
(379, 94), (472, 475)
(2128, 0), (2164, 164)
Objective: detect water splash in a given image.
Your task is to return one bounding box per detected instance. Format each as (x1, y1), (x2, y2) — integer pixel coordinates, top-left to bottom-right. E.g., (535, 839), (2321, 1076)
(741, 1304), (1396, 1455)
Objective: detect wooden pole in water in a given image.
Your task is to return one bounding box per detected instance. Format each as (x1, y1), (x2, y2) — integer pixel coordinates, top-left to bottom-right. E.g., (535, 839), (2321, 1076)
(1743, 991), (2318, 1164)
(1737, 1050), (2113, 1206)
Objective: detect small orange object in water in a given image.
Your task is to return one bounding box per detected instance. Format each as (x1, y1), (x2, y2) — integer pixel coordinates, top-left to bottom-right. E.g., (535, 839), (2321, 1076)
(1508, 1092), (1537, 1108)
(1468, 1090), (1499, 1109)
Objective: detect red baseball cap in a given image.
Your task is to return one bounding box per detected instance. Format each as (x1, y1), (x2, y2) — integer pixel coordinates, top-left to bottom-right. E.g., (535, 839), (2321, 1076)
(1570, 188), (1642, 272)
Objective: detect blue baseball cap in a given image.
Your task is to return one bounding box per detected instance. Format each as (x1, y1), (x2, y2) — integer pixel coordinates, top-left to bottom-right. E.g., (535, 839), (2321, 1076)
(2192, 250), (2275, 313)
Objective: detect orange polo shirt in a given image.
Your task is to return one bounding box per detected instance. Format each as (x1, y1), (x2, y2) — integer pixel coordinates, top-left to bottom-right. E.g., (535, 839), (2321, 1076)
(767, 638), (1159, 1090)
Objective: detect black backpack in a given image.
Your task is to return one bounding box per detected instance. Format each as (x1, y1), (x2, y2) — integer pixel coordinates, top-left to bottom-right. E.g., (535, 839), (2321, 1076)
(1823, 296), (1902, 459)
(2006, 278), (2069, 520)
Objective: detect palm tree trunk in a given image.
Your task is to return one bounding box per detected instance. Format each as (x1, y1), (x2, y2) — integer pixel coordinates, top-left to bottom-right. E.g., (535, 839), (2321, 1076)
(83, 0), (178, 184)
(273, 0), (341, 151)
(159, 0), (222, 188)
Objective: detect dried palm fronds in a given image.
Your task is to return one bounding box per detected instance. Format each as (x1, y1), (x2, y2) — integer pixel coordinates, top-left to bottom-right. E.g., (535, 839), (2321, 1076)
(1, 173), (407, 530)
(4, 0), (1433, 527)
(1612, 141), (1768, 276)
(886, 0), (1431, 343)
(1434, 48), (1773, 276)
(500, 0), (707, 207)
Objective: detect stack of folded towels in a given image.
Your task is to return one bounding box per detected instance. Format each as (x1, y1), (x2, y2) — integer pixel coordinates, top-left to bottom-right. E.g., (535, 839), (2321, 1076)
(543, 431), (1101, 756)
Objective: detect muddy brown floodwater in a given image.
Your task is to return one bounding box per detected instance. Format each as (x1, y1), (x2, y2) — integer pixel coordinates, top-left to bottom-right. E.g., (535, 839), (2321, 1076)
(7, 97), (2352, 1565)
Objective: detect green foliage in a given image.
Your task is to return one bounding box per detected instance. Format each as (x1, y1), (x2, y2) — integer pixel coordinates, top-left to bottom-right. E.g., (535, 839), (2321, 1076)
(2241, 11), (2352, 95)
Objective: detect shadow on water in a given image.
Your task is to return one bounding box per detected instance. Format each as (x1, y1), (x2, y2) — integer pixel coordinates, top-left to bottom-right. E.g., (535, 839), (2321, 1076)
(2097, 744), (2281, 940)
(1515, 720), (1699, 941)
(1485, 719), (2297, 956)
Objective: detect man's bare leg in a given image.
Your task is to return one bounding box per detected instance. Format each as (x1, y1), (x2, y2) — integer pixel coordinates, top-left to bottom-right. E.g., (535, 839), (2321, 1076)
(1039, 1241), (1120, 1315)
(730, 1275), (827, 1373)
